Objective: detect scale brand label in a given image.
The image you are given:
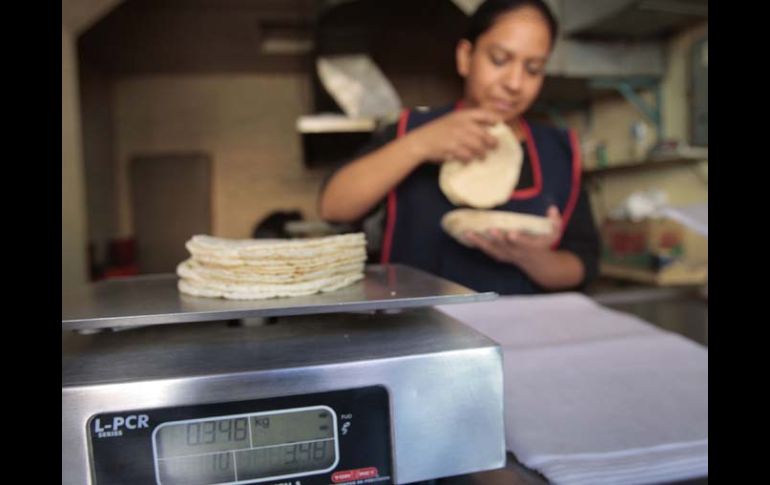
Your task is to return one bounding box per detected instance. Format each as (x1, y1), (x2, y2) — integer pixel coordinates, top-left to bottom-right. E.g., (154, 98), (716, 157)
(93, 415), (149, 438)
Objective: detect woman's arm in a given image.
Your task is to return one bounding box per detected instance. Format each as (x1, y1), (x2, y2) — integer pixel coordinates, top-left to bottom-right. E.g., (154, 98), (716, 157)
(319, 132), (428, 222)
(319, 108), (501, 222)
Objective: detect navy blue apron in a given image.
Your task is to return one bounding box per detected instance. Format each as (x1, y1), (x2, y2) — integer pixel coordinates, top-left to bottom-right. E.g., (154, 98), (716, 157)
(380, 103), (582, 295)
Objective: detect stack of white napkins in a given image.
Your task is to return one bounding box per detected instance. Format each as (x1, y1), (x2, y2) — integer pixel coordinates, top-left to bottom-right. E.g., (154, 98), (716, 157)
(437, 293), (707, 484)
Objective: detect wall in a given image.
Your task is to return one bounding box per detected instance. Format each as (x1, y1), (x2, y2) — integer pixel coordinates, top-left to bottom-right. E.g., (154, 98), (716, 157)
(113, 74), (323, 239)
(79, 59), (117, 264)
(84, 0), (469, 248)
(63, 0), (124, 287)
(62, 25), (89, 290)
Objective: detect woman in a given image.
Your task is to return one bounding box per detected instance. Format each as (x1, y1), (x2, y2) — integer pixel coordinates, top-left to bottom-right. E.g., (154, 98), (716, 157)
(319, 0), (599, 295)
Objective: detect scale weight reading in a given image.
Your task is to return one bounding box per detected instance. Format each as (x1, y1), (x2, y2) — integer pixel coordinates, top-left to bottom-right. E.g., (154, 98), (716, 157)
(88, 386), (392, 485)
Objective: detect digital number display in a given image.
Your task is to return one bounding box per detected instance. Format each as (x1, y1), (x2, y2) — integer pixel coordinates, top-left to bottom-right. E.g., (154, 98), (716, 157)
(152, 406), (337, 485)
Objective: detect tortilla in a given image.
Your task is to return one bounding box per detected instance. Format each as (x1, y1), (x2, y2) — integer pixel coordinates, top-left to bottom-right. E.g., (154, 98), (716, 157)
(441, 209), (554, 247)
(439, 122), (523, 208)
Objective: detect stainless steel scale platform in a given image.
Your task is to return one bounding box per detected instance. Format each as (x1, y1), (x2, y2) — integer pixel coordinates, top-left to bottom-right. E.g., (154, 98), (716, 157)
(63, 264), (506, 485)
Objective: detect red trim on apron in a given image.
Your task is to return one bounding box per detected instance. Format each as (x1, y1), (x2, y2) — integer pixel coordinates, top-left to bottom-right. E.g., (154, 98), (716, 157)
(380, 108), (411, 264)
(511, 119), (543, 199)
(551, 129), (582, 248)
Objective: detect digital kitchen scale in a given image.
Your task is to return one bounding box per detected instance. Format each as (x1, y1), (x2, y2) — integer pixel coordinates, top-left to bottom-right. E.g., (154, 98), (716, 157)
(62, 264), (506, 485)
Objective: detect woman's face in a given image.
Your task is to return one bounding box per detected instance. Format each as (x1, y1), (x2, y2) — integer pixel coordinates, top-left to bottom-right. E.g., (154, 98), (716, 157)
(457, 6), (552, 122)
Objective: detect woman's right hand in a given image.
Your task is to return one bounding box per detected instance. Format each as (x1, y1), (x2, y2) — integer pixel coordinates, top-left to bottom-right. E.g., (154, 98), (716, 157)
(407, 108), (502, 164)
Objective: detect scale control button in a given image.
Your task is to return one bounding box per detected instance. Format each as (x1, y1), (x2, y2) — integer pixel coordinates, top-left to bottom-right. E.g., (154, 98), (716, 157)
(332, 467), (379, 483)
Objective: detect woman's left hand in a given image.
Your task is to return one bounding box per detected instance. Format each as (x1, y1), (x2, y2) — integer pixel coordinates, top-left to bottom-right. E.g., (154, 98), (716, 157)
(463, 205), (562, 265)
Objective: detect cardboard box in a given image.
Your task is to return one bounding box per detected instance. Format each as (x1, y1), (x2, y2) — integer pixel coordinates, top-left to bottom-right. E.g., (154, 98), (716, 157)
(599, 217), (708, 285)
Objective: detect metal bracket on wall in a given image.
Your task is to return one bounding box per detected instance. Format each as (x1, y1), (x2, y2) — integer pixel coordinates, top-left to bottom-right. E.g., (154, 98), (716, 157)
(589, 76), (663, 139)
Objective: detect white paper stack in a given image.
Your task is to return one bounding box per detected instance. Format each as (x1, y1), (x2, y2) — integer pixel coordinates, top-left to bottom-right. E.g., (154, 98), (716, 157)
(437, 293), (708, 484)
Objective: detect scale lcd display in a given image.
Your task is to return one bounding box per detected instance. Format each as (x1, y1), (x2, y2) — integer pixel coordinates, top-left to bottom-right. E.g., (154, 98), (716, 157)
(152, 406), (338, 485)
(87, 387), (392, 485)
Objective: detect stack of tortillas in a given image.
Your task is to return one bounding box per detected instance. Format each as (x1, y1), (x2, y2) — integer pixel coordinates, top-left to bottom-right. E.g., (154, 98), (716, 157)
(177, 233), (367, 300)
(439, 122), (523, 209)
(441, 209), (554, 247)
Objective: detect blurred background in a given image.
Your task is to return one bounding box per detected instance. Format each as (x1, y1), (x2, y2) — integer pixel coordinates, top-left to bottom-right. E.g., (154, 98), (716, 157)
(62, 0), (707, 291)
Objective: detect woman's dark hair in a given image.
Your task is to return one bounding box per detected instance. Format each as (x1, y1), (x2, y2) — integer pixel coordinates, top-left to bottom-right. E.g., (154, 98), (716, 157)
(464, 0), (559, 48)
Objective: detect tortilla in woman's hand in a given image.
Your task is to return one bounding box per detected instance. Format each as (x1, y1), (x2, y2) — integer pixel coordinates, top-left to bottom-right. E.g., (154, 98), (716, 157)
(439, 122), (522, 208)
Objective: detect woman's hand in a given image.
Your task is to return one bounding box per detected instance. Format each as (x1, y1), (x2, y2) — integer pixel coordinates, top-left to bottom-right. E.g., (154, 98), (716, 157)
(463, 206), (561, 265)
(407, 108), (502, 164)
